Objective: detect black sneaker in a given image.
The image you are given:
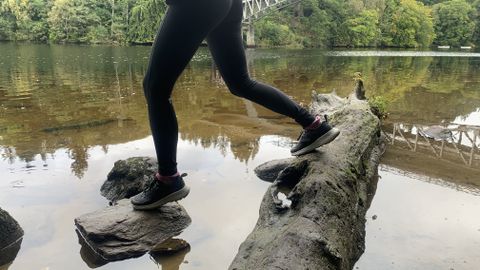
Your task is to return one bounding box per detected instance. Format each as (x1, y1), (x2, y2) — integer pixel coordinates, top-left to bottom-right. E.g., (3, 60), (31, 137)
(131, 173), (190, 210)
(290, 115), (340, 156)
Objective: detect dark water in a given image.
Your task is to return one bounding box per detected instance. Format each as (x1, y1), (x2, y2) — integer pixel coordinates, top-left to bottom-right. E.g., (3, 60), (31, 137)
(0, 43), (479, 270)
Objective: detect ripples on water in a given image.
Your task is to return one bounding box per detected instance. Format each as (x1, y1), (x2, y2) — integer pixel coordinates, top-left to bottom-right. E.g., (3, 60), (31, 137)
(0, 43), (479, 270)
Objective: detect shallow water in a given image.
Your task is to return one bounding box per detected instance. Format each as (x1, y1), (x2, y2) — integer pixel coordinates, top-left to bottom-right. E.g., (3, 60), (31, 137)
(0, 43), (479, 269)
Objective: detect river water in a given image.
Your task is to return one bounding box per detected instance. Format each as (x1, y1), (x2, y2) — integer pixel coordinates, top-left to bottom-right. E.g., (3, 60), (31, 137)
(0, 43), (479, 270)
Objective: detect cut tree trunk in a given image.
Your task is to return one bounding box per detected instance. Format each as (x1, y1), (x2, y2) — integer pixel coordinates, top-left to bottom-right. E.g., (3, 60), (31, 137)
(229, 86), (385, 270)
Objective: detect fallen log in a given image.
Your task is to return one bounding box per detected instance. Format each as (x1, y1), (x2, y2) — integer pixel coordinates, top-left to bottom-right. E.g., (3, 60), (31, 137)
(229, 87), (385, 270)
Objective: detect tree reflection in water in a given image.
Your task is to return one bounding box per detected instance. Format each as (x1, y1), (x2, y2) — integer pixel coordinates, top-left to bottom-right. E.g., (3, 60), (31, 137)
(1, 44), (480, 178)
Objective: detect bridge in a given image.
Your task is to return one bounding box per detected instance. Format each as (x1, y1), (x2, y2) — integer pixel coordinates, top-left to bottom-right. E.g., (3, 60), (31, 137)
(242, 0), (300, 46)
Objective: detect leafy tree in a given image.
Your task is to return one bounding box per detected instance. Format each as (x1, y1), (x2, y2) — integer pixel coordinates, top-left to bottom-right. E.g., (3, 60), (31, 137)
(48, 0), (103, 43)
(297, 0), (333, 47)
(0, 1), (15, 40)
(27, 0), (52, 41)
(127, 0), (166, 43)
(255, 16), (300, 47)
(433, 0), (476, 46)
(473, 0), (480, 45)
(0, 0), (476, 47)
(380, 0), (435, 47)
(345, 9), (380, 47)
(0, 0), (31, 40)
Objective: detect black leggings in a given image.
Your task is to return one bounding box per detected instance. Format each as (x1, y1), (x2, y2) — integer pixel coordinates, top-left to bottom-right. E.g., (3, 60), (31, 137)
(143, 0), (315, 175)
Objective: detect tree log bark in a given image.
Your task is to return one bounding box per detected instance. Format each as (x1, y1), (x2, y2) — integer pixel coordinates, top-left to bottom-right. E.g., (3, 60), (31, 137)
(229, 90), (385, 270)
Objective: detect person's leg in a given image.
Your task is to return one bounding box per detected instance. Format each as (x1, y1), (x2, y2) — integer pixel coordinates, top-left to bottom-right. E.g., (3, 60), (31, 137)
(206, 0), (340, 156)
(143, 0), (232, 176)
(206, 0), (316, 128)
(133, 0), (234, 209)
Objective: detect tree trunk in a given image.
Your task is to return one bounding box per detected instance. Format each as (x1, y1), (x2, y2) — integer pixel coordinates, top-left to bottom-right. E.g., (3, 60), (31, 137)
(229, 84), (385, 270)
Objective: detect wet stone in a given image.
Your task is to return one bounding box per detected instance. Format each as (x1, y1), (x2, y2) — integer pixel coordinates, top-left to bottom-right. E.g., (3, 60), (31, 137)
(254, 158), (294, 182)
(0, 208), (23, 267)
(75, 200), (191, 262)
(100, 157), (157, 202)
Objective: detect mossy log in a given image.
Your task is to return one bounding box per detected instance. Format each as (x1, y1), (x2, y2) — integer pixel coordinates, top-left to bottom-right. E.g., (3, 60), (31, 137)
(229, 88), (385, 270)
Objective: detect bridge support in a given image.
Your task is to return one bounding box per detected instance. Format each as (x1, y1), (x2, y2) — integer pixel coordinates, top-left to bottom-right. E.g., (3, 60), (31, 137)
(244, 22), (256, 48)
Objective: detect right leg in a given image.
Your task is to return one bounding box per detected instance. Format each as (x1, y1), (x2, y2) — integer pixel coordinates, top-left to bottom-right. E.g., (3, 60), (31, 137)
(206, 0), (339, 156)
(206, 0), (316, 128)
(143, 0), (232, 176)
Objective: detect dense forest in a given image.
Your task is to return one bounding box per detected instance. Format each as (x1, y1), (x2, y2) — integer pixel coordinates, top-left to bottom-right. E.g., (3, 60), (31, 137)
(0, 0), (479, 47)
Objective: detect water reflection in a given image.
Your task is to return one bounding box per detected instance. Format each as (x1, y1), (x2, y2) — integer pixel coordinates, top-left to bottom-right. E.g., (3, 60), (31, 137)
(2, 44), (480, 179)
(384, 121), (479, 167)
(150, 239), (191, 270)
(77, 231), (190, 270)
(2, 43), (480, 270)
(355, 166), (480, 270)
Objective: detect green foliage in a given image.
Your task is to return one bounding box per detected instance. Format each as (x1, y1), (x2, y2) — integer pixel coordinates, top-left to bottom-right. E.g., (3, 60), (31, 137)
(433, 0), (476, 46)
(345, 10), (380, 47)
(0, 0), (478, 47)
(48, 0), (102, 43)
(473, 0), (480, 45)
(128, 0), (166, 43)
(255, 10), (301, 47)
(380, 0), (435, 47)
(368, 95), (389, 118)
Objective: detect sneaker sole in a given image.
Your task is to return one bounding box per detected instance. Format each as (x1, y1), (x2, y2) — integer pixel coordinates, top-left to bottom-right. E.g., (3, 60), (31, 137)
(132, 186), (190, 210)
(291, 128), (340, 156)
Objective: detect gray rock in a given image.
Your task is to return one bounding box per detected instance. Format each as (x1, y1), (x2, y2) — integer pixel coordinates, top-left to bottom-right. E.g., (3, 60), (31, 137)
(254, 158), (295, 182)
(0, 208), (23, 267)
(100, 157), (157, 202)
(75, 200), (191, 262)
(229, 90), (385, 270)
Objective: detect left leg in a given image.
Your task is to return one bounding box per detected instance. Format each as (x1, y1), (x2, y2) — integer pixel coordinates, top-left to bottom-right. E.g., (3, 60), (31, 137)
(206, 0), (340, 155)
(206, 0), (315, 128)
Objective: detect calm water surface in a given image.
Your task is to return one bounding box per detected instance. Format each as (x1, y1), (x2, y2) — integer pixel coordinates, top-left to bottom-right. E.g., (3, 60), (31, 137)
(0, 43), (479, 270)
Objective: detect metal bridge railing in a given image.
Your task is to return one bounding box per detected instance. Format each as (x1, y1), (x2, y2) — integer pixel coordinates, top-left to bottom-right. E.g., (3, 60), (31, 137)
(242, 0), (300, 21)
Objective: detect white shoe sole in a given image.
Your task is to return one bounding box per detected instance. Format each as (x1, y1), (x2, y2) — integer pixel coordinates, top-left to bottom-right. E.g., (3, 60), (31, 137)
(291, 128), (340, 156)
(132, 186), (190, 210)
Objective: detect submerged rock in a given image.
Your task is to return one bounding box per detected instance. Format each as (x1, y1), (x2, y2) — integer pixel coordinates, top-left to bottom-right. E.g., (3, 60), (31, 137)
(230, 82), (385, 270)
(0, 208), (23, 267)
(75, 200), (191, 262)
(100, 157), (157, 202)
